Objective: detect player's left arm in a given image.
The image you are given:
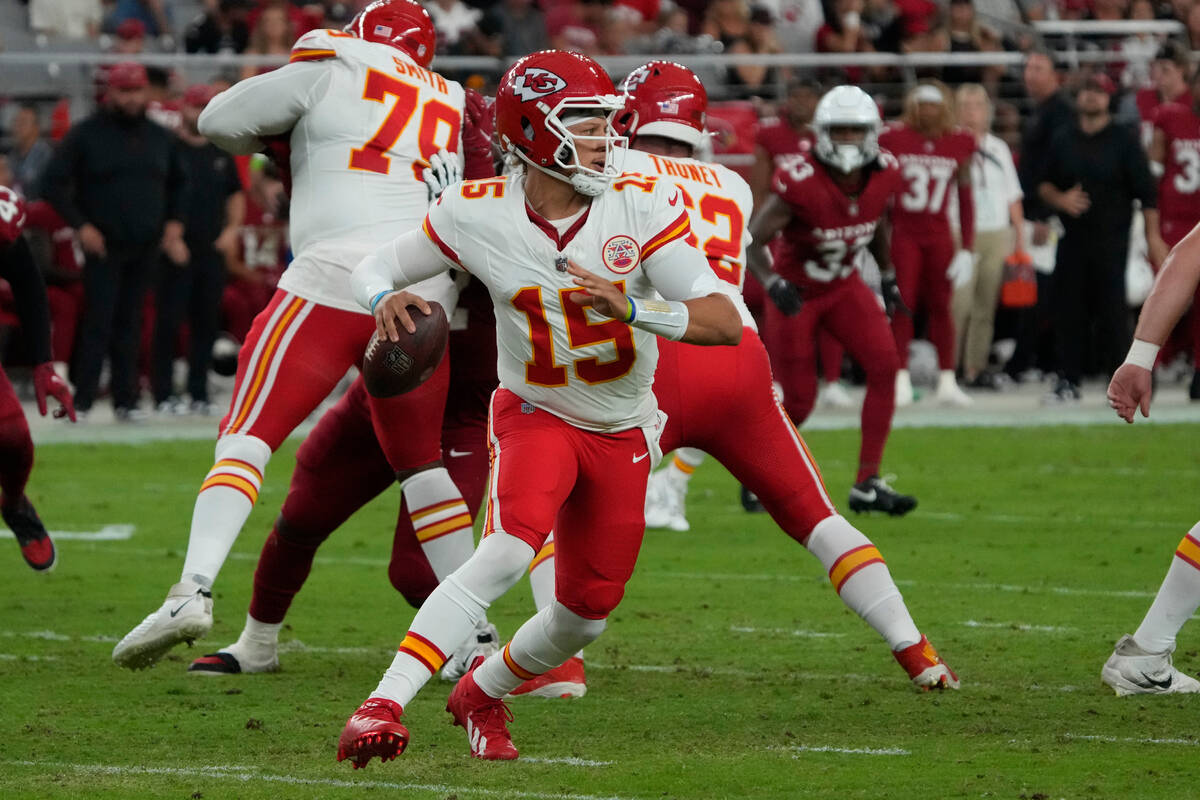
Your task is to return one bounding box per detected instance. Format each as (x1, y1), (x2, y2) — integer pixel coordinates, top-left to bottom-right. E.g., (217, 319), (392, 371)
(871, 212), (908, 318)
(199, 63), (332, 155)
(567, 248), (741, 346)
(1109, 219), (1200, 421)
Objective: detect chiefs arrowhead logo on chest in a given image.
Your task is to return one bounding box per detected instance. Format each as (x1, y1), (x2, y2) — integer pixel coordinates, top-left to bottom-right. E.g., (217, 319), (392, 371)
(602, 234), (640, 274)
(512, 68), (567, 102)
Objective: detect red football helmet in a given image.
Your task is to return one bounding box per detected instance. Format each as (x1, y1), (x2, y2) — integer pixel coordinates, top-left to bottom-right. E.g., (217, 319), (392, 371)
(495, 50), (627, 196)
(0, 186), (28, 248)
(616, 61), (708, 149)
(346, 0), (436, 69)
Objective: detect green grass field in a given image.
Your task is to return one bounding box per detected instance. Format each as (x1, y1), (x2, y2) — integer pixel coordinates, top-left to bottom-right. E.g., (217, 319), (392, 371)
(3, 424), (1200, 799)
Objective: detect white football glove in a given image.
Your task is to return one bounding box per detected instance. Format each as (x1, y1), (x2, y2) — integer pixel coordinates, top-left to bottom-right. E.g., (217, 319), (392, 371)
(946, 249), (975, 290)
(422, 148), (462, 203)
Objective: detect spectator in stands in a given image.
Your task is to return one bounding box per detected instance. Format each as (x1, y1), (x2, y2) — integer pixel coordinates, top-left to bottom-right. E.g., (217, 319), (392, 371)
(1131, 41), (1191, 145)
(546, 0), (605, 54)
(766, 0), (827, 53)
(185, 0), (252, 54)
(816, 0), (877, 81)
(953, 84), (1026, 388)
(112, 18), (148, 53)
(241, 0), (295, 80)
(39, 62), (189, 422)
(1120, 0), (1163, 90)
(1187, 4), (1200, 52)
(942, 0), (1003, 86)
(9, 106), (53, 200)
(152, 85), (245, 416)
(1038, 71), (1160, 402)
(1006, 50), (1072, 383)
(723, 6), (784, 97)
(477, 0), (550, 58)
(29, 0), (103, 40)
(106, 0), (172, 39)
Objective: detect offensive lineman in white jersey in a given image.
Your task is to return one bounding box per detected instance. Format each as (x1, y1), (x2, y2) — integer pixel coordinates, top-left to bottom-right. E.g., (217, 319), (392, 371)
(112, 0), (491, 671)
(515, 62), (959, 701)
(338, 49), (741, 764)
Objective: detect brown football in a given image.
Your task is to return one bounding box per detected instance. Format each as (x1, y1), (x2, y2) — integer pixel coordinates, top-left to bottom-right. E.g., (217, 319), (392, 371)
(362, 301), (449, 398)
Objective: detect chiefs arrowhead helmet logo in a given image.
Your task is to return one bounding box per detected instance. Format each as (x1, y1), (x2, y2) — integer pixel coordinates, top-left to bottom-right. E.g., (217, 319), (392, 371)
(512, 68), (567, 102)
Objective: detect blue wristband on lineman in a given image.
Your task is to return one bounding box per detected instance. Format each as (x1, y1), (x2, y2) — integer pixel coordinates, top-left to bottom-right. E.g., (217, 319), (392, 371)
(369, 290), (393, 315)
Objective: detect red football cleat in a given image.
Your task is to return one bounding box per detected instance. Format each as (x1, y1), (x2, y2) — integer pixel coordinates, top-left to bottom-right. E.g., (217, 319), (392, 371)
(3, 496), (56, 572)
(446, 666), (519, 760)
(508, 656), (587, 699)
(337, 698), (409, 769)
(893, 635), (960, 691)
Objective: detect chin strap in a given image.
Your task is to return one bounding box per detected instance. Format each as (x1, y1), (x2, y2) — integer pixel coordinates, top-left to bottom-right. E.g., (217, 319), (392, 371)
(514, 149), (609, 197)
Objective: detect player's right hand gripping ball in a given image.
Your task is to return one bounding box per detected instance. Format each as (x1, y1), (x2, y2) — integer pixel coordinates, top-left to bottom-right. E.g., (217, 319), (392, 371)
(362, 301), (449, 398)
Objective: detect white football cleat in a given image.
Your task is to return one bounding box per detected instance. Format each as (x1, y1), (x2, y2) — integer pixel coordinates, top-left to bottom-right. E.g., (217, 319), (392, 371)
(643, 468), (689, 531)
(112, 580), (213, 670)
(818, 381), (854, 409)
(1101, 634), (1200, 696)
(442, 620), (500, 682)
(188, 638), (280, 675)
(936, 372), (973, 407)
(895, 369), (914, 408)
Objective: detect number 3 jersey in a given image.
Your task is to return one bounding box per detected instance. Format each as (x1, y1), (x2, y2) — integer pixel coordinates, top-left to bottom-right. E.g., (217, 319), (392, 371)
(770, 151), (901, 297)
(420, 171), (718, 433)
(877, 123), (974, 238)
(1154, 102), (1200, 243)
(200, 28), (465, 311)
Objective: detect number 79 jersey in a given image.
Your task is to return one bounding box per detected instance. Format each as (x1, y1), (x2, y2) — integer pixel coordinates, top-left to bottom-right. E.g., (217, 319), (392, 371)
(771, 151), (901, 296)
(284, 29), (465, 256)
(420, 171), (703, 433)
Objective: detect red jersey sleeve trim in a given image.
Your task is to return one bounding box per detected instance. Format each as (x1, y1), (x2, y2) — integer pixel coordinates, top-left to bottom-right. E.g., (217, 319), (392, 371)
(640, 210), (691, 262)
(422, 215), (468, 272)
(289, 49), (336, 63)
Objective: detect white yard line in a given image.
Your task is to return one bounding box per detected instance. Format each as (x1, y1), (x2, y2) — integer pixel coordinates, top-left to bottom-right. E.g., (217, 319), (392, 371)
(522, 757), (614, 767)
(1063, 734), (1200, 747)
(768, 744), (910, 757)
(729, 626), (846, 638)
(0, 524), (134, 541)
(0, 654), (58, 661)
(2, 760), (639, 800)
(960, 620), (1078, 633)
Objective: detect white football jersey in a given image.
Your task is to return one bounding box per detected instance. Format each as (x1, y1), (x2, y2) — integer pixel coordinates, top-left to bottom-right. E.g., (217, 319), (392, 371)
(422, 171), (713, 432)
(618, 148), (756, 330)
(200, 29), (465, 312)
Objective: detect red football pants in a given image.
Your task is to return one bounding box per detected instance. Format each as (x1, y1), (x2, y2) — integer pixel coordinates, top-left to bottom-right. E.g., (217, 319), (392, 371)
(0, 368), (33, 506)
(219, 289), (445, 471)
(890, 229), (956, 369)
(248, 375), (490, 620)
(656, 329), (837, 540)
(482, 388), (649, 620)
(766, 278), (900, 482)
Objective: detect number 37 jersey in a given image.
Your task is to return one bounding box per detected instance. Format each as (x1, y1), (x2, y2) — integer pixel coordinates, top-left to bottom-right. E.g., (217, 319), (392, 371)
(421, 171), (708, 433)
(771, 151), (901, 296)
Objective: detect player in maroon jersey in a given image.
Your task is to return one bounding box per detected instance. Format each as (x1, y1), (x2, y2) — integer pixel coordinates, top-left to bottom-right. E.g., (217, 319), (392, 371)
(1150, 69), (1200, 398)
(0, 185), (76, 571)
(1136, 41), (1191, 147)
(878, 81), (976, 407)
(748, 85), (916, 515)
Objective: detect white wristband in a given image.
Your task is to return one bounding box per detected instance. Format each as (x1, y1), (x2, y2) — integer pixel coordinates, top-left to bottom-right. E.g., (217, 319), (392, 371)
(1124, 338), (1160, 370)
(628, 298), (689, 341)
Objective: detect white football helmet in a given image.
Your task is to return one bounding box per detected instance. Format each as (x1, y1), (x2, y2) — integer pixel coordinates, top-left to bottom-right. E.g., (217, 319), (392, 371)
(813, 85), (881, 174)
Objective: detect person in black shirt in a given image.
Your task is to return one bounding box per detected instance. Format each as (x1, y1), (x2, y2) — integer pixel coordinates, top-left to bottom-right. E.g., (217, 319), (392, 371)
(184, 0), (252, 54)
(152, 85), (245, 415)
(40, 62), (188, 421)
(1038, 72), (1161, 402)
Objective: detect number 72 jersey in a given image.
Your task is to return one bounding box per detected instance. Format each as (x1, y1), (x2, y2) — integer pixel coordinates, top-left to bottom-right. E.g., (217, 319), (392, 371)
(770, 150), (901, 296)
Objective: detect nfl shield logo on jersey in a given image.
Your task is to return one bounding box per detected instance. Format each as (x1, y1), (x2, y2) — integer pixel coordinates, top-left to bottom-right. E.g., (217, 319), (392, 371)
(602, 235), (639, 274)
(512, 68), (568, 102)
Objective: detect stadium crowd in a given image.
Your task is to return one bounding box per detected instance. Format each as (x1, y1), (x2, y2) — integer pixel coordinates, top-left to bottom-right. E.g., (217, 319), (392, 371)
(3, 0), (1200, 420)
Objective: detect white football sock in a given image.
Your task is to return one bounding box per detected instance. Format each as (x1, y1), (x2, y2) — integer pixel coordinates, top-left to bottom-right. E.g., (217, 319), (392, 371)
(937, 370), (958, 392)
(401, 467), (475, 581)
(182, 434), (271, 587)
(1134, 524), (1200, 653)
(528, 534), (556, 612)
(473, 601), (606, 698)
(371, 532), (533, 707)
(665, 448), (705, 490)
(805, 515), (921, 651)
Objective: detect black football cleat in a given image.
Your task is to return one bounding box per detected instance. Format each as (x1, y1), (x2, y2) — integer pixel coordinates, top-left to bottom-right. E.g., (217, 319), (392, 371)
(848, 476), (917, 517)
(1190, 370), (1200, 401)
(739, 485), (764, 513)
(3, 495), (57, 572)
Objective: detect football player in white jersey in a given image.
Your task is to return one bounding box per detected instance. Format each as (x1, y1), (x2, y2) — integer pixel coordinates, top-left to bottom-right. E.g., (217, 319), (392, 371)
(514, 62), (959, 701)
(112, 0), (488, 672)
(1101, 223), (1200, 696)
(337, 49), (741, 764)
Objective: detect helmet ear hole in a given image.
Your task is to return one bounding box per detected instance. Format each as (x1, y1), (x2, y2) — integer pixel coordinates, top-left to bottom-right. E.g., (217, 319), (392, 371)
(521, 116), (535, 141)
